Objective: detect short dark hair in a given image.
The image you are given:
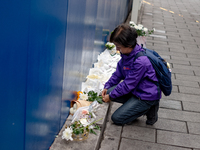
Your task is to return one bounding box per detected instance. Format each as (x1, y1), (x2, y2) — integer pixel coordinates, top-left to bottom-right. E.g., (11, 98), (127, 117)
(110, 24), (138, 48)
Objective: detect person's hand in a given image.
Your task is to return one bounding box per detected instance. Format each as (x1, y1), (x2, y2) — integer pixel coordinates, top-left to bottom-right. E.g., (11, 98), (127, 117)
(102, 94), (111, 103)
(102, 89), (108, 98)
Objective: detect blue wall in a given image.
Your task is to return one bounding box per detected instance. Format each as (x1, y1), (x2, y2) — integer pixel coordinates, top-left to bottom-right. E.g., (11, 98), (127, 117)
(0, 0), (131, 150)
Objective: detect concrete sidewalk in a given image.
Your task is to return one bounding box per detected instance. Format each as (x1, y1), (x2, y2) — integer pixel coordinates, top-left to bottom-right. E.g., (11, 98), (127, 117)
(100, 0), (200, 149)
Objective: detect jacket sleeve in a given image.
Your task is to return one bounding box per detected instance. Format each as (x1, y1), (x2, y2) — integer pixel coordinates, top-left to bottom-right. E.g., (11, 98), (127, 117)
(104, 60), (124, 90)
(109, 56), (147, 98)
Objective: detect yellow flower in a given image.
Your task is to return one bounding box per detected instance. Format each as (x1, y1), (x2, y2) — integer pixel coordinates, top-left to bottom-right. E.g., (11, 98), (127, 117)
(77, 91), (83, 100)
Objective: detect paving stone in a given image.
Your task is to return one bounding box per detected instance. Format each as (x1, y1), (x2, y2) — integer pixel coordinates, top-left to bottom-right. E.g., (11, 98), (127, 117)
(167, 42), (185, 47)
(172, 85), (178, 92)
(171, 55), (199, 62)
(150, 45), (170, 51)
(158, 108), (200, 123)
(179, 86), (200, 95)
(171, 68), (194, 76)
(176, 74), (200, 82)
(190, 60), (200, 67)
(157, 130), (200, 149)
(103, 122), (122, 137)
(162, 92), (200, 103)
(170, 48), (200, 55)
(119, 138), (191, 150)
(169, 59), (190, 65)
(160, 99), (182, 110)
(157, 50), (187, 57)
(122, 126), (156, 142)
(99, 136), (120, 150)
(187, 53), (200, 59)
(187, 122), (200, 135)
(173, 64), (200, 72)
(161, 55), (170, 60)
(172, 79), (199, 88)
(183, 101), (200, 113)
(194, 70), (200, 76)
(131, 117), (187, 133)
(184, 45), (199, 50)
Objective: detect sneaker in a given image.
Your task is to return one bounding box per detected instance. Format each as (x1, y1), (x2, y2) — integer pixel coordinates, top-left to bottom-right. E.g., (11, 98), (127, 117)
(146, 114), (158, 125)
(145, 103), (159, 125)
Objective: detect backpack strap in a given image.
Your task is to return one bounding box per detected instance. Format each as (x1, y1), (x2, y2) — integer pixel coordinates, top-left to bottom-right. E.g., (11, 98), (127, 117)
(133, 51), (145, 62)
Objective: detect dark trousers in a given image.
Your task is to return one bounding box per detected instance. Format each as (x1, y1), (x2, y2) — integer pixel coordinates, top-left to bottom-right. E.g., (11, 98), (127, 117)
(107, 86), (159, 125)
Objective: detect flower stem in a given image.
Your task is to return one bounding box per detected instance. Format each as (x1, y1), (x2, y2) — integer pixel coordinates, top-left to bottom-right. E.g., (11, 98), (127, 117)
(88, 118), (103, 126)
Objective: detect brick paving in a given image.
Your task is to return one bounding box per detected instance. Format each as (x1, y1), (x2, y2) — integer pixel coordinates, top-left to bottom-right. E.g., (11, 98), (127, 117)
(100, 0), (200, 149)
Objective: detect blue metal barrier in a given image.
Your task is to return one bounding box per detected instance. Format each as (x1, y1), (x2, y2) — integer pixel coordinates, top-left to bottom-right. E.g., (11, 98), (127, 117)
(0, 0), (132, 149)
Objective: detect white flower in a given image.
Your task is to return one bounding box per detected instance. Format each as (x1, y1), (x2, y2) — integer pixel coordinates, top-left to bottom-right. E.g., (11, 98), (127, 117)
(62, 127), (73, 141)
(144, 27), (148, 32)
(129, 21), (136, 26)
(80, 118), (89, 127)
(79, 93), (88, 100)
(89, 125), (94, 129)
(134, 25), (138, 29)
(138, 24), (144, 27)
(137, 26), (143, 30)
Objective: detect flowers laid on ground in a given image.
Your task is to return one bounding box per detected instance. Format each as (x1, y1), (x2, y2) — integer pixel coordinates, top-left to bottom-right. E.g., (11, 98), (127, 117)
(62, 127), (73, 141)
(87, 91), (103, 104)
(63, 103), (102, 141)
(105, 42), (117, 56)
(79, 92), (88, 100)
(105, 42), (115, 50)
(129, 21), (155, 36)
(70, 91), (103, 115)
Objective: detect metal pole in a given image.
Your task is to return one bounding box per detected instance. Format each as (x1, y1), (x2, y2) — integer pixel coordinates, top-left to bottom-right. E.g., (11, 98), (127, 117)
(131, 0), (141, 24)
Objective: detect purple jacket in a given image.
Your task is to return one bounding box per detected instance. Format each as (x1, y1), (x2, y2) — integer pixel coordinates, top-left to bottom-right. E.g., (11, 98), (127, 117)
(104, 44), (161, 100)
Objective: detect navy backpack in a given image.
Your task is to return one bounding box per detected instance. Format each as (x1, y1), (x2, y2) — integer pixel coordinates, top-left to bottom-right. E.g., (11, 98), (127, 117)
(134, 47), (172, 96)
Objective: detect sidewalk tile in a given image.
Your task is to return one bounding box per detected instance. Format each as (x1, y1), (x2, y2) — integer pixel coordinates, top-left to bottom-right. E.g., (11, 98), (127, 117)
(169, 59), (190, 65)
(160, 99), (182, 110)
(170, 68), (194, 76)
(159, 108), (200, 123)
(132, 117), (187, 133)
(179, 86), (200, 95)
(122, 126), (155, 142)
(173, 64), (200, 71)
(99, 136), (120, 150)
(119, 138), (191, 150)
(163, 92), (200, 103)
(157, 130), (200, 149)
(187, 122), (200, 135)
(183, 101), (200, 113)
(104, 122), (122, 137)
(172, 79), (199, 88)
(176, 74), (200, 82)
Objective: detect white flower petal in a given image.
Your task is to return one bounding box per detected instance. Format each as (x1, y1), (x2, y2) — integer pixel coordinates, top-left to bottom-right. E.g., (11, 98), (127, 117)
(62, 127), (73, 141)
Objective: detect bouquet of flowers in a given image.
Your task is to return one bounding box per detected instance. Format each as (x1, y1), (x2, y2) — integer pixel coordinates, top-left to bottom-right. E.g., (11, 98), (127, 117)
(70, 91), (102, 115)
(105, 42), (115, 50)
(63, 103), (102, 141)
(129, 21), (155, 37)
(105, 42), (117, 56)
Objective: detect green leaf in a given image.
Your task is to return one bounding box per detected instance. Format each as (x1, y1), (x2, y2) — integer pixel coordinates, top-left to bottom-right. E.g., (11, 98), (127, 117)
(94, 125), (101, 131)
(73, 129), (80, 135)
(90, 129), (97, 135)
